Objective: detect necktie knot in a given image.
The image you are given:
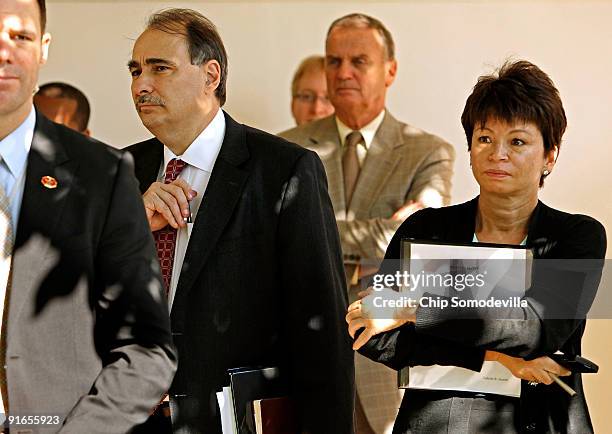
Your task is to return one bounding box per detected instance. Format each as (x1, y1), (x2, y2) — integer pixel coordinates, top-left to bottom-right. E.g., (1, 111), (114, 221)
(345, 131), (364, 149)
(164, 158), (187, 184)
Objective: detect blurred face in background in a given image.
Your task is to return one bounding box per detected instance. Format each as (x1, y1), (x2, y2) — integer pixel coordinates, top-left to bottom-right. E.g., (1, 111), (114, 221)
(291, 65), (334, 126)
(34, 94), (89, 135)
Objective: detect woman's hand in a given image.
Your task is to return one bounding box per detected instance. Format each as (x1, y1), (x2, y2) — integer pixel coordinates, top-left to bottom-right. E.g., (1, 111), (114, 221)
(346, 288), (416, 351)
(486, 351), (571, 384)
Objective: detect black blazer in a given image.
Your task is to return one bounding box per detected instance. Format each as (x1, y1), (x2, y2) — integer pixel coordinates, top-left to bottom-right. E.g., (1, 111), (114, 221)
(360, 197), (606, 433)
(8, 112), (176, 432)
(127, 111), (355, 434)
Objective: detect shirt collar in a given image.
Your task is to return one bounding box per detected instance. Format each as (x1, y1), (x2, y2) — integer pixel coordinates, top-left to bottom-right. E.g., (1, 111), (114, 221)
(162, 108), (226, 172)
(0, 106), (36, 180)
(335, 109), (386, 150)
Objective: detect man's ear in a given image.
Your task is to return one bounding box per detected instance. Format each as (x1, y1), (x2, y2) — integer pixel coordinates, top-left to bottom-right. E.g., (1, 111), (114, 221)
(40, 33), (51, 64)
(385, 58), (397, 88)
(202, 60), (221, 92)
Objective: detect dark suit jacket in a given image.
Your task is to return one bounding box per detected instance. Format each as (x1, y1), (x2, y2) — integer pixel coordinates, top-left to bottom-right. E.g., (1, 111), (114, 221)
(7, 112), (177, 433)
(127, 111), (354, 434)
(360, 197), (606, 433)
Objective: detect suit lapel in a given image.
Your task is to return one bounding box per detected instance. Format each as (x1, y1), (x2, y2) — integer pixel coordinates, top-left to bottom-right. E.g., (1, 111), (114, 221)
(308, 116), (346, 219)
(10, 113), (77, 338)
(171, 112), (249, 323)
(133, 138), (163, 194)
(349, 112), (402, 217)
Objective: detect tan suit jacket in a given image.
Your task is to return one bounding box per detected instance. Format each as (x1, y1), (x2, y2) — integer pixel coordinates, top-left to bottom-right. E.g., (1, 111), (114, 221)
(280, 111), (455, 434)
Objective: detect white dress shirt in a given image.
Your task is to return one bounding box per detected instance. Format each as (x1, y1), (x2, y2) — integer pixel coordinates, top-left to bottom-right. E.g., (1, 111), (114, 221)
(335, 109), (386, 167)
(158, 108), (226, 309)
(0, 107), (35, 232)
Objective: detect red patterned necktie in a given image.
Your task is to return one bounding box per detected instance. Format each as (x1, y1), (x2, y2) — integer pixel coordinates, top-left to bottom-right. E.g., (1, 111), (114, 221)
(154, 158), (187, 295)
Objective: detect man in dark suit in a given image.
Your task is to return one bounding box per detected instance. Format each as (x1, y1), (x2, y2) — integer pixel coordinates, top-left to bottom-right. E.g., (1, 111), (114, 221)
(126, 8), (354, 434)
(0, 0), (177, 432)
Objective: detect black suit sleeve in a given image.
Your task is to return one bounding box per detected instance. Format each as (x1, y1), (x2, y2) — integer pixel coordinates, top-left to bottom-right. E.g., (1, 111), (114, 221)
(276, 151), (354, 434)
(359, 324), (485, 372)
(61, 151), (177, 433)
(358, 211), (487, 371)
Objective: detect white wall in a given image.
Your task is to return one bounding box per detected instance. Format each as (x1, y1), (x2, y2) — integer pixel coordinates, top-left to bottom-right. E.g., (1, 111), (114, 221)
(44, 1), (612, 430)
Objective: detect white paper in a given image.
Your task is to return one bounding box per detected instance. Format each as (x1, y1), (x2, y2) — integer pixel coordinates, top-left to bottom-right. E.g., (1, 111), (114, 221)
(401, 241), (530, 397)
(216, 387), (238, 434)
(409, 362), (521, 397)
(187, 222), (194, 238)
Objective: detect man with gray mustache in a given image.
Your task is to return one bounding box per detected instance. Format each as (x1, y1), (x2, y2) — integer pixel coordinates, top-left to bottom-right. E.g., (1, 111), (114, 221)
(126, 8), (354, 434)
(136, 94), (163, 107)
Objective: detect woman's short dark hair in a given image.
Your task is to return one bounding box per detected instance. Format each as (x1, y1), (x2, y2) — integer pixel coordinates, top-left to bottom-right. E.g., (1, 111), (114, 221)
(147, 8), (228, 106)
(461, 60), (567, 185)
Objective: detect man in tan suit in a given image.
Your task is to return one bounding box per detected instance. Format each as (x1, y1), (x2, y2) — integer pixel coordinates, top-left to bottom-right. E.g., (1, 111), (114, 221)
(280, 13), (455, 434)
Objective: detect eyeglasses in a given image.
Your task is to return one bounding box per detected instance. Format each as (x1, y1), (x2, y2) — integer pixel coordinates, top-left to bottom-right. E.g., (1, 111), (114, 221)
(293, 91), (331, 105)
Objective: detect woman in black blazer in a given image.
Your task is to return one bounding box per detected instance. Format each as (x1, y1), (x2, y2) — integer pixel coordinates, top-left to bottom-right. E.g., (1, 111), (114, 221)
(346, 60), (607, 433)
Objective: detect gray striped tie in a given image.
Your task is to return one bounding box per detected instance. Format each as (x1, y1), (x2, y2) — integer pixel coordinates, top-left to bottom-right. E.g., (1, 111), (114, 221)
(0, 182), (13, 413)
